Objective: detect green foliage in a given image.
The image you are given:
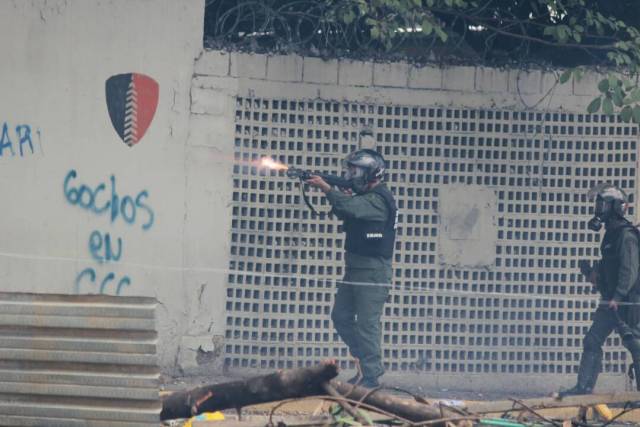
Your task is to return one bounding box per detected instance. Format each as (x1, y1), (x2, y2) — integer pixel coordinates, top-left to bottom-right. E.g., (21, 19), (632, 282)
(205, 0), (640, 123)
(587, 97), (601, 114)
(574, 71), (640, 123)
(344, 0), (640, 121)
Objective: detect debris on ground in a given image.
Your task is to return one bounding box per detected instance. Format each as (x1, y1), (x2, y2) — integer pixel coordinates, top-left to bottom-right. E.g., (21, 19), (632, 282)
(160, 361), (640, 426)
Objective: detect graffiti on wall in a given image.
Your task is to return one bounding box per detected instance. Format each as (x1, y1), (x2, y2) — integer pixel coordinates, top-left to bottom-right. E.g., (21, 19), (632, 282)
(0, 122), (43, 158)
(105, 73), (159, 147)
(64, 169), (155, 295)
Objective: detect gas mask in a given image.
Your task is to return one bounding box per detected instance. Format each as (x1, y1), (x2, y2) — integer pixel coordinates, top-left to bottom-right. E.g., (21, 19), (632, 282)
(587, 184), (627, 231)
(587, 196), (605, 231)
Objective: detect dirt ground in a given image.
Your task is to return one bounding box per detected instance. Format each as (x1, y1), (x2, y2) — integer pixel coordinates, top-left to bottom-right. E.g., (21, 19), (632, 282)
(161, 372), (640, 426)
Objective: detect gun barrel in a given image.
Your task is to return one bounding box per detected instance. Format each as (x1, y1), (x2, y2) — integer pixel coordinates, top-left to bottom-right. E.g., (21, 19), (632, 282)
(286, 167), (308, 179)
(286, 168), (351, 189)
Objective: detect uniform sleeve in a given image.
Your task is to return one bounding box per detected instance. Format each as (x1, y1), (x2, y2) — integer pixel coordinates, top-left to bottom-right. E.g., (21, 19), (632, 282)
(613, 230), (640, 302)
(325, 189), (388, 222)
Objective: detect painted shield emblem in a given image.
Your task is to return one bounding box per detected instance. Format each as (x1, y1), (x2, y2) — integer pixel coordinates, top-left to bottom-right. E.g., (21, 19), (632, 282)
(105, 73), (159, 147)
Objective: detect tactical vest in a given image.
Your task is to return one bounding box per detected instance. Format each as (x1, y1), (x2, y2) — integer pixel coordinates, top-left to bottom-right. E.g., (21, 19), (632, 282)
(598, 220), (640, 299)
(343, 184), (397, 259)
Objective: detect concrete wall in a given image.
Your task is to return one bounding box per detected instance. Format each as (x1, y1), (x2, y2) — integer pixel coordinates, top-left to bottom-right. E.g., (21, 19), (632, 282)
(191, 51), (640, 393)
(0, 0), (213, 373)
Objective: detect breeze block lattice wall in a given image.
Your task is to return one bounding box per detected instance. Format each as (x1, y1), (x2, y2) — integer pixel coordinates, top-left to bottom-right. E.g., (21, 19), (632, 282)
(197, 53), (640, 391)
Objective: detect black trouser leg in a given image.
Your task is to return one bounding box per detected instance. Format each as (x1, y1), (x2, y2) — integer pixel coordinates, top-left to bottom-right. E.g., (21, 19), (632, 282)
(560, 307), (616, 397)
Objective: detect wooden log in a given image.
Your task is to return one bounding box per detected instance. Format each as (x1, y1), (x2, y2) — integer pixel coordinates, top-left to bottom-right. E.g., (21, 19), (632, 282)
(331, 380), (461, 424)
(160, 362), (339, 420)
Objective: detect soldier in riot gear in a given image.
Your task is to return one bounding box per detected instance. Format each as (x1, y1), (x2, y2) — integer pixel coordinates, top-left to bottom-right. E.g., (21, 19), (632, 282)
(560, 183), (640, 396)
(306, 148), (397, 388)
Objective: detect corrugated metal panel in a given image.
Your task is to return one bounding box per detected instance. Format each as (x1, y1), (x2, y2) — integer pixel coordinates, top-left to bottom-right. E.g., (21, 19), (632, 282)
(0, 292), (160, 426)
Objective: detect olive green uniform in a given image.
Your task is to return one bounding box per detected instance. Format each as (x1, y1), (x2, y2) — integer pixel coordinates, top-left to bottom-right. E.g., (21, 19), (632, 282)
(575, 219), (640, 393)
(326, 188), (392, 381)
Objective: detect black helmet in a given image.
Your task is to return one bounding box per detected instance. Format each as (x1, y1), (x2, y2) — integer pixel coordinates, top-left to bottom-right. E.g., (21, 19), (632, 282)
(343, 149), (386, 183)
(587, 183), (627, 231)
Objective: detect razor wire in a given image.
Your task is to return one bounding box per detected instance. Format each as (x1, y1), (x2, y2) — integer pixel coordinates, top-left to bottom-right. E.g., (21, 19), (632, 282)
(203, 0), (429, 56)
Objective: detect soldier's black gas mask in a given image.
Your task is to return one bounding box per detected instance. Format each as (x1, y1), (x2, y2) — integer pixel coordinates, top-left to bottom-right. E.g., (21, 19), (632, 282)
(587, 184), (627, 231)
(587, 195), (608, 231)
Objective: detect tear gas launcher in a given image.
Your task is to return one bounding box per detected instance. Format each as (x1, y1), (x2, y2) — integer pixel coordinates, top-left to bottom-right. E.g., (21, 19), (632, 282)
(256, 157), (352, 214)
(258, 157), (353, 190)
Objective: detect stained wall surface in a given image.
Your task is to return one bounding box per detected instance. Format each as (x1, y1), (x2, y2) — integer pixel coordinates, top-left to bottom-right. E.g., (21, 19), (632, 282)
(0, 0), (213, 372)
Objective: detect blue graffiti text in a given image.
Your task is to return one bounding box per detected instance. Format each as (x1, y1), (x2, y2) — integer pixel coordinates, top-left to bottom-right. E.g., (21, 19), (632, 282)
(75, 267), (131, 295)
(89, 230), (122, 264)
(64, 170), (154, 230)
(0, 123), (38, 157)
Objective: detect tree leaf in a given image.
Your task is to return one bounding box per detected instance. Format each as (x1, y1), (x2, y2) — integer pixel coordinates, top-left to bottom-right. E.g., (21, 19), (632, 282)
(633, 106), (640, 123)
(621, 106), (633, 122)
(597, 79), (609, 93)
(603, 97), (614, 115)
(587, 97), (601, 114)
(341, 10), (356, 24)
(370, 25), (380, 39)
(543, 26), (555, 36)
(613, 87), (624, 107)
(559, 69), (572, 84)
(624, 79), (635, 91)
(574, 68), (584, 82)
(630, 88), (640, 103)
(334, 416), (360, 426)
(421, 19), (433, 35)
(434, 26), (448, 42)
(609, 75), (620, 86)
(557, 25), (568, 42)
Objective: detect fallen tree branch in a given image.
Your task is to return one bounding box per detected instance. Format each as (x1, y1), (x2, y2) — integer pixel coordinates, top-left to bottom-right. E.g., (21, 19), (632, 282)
(332, 380), (462, 424)
(161, 363), (480, 426)
(160, 362), (339, 420)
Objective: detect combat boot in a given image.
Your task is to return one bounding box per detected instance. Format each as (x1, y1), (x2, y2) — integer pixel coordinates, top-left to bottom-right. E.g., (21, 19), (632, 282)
(559, 352), (601, 397)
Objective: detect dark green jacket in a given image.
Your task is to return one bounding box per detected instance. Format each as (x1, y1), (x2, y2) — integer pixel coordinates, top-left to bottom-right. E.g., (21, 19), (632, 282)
(598, 219), (640, 302)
